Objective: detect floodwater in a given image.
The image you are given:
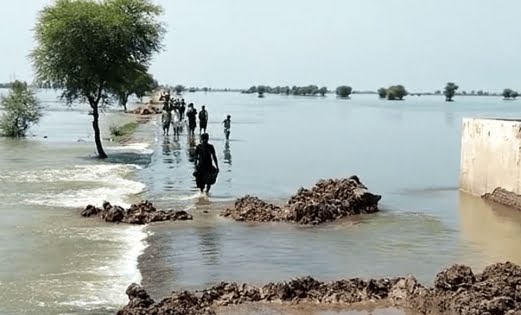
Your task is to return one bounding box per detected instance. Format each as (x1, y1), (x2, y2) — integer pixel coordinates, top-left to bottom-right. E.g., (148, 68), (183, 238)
(1, 90), (521, 315)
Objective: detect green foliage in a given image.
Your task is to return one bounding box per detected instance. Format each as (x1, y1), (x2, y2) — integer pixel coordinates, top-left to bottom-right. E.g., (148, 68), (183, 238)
(503, 88), (518, 99)
(112, 69), (156, 111)
(109, 121), (139, 142)
(443, 82), (459, 101)
(0, 81), (43, 137)
(377, 88), (387, 99)
(174, 85), (185, 94)
(318, 87), (328, 96)
(257, 85), (266, 97)
(336, 86), (352, 98)
(386, 85), (408, 100)
(32, 0), (165, 158)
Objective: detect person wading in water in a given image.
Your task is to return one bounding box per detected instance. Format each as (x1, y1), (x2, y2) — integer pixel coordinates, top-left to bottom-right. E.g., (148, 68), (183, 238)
(161, 102), (172, 136)
(199, 105), (208, 134)
(223, 115), (231, 140)
(179, 100), (186, 121)
(186, 103), (197, 136)
(193, 133), (219, 195)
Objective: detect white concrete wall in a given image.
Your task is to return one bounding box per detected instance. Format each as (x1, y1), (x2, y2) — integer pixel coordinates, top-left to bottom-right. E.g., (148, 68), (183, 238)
(460, 118), (521, 196)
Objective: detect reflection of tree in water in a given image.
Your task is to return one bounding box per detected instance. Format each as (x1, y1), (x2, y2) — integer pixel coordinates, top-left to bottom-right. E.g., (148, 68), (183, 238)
(196, 225), (221, 266)
(445, 111), (455, 127)
(224, 140), (232, 166)
(187, 134), (197, 163)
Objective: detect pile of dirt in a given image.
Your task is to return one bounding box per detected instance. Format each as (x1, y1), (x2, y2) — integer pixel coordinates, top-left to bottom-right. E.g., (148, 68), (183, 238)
(221, 176), (382, 225)
(131, 104), (161, 115)
(117, 262), (521, 315)
(81, 201), (192, 225)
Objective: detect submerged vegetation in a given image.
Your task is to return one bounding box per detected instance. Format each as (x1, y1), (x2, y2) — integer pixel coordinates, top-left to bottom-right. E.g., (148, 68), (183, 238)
(503, 88), (519, 100)
(31, 0), (165, 158)
(0, 80), (43, 137)
(444, 82), (459, 102)
(109, 121), (140, 143)
(336, 86), (352, 98)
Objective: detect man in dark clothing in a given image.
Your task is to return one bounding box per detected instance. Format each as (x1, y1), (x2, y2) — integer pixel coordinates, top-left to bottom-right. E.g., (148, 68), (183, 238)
(194, 133), (219, 194)
(198, 105), (208, 134)
(179, 100), (186, 120)
(186, 103), (197, 135)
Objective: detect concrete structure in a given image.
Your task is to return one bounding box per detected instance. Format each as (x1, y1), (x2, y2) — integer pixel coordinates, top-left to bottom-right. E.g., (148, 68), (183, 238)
(460, 118), (521, 197)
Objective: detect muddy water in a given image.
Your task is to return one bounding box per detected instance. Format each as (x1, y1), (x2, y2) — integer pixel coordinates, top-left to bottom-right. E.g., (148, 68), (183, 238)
(137, 92), (521, 304)
(3, 90), (521, 315)
(216, 304), (407, 315)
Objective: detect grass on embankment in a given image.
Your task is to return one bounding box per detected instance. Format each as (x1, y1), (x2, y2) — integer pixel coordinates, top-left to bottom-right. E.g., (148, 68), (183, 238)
(109, 121), (139, 143)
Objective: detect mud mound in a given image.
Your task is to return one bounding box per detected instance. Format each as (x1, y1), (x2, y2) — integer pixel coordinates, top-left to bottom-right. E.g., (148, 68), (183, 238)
(411, 262), (521, 315)
(131, 104), (161, 115)
(118, 262), (521, 315)
(81, 200), (192, 225)
(221, 195), (284, 222)
(221, 176), (381, 225)
(482, 187), (521, 210)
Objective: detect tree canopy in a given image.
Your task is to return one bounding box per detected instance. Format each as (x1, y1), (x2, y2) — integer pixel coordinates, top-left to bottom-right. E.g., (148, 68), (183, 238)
(336, 86), (352, 98)
(112, 68), (156, 111)
(377, 88), (387, 99)
(444, 82), (459, 102)
(503, 88), (519, 99)
(32, 0), (165, 158)
(0, 81), (43, 137)
(386, 85), (408, 100)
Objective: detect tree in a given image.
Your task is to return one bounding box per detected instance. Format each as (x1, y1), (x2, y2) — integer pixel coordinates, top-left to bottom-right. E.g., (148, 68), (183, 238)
(32, 0), (165, 158)
(257, 85), (266, 97)
(443, 82), (459, 102)
(0, 81), (43, 137)
(112, 69), (156, 111)
(386, 85), (408, 100)
(318, 87), (328, 96)
(174, 85), (185, 95)
(503, 88), (513, 99)
(512, 91), (519, 99)
(336, 86), (352, 98)
(377, 88), (387, 99)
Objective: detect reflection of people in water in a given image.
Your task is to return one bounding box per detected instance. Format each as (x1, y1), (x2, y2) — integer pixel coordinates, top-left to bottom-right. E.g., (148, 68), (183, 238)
(162, 136), (172, 156)
(223, 115), (231, 140)
(224, 140), (232, 165)
(193, 133), (219, 194)
(195, 225), (221, 266)
(187, 134), (196, 162)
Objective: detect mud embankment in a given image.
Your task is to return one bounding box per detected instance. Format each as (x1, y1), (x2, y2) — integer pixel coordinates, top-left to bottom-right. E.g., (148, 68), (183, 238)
(81, 201), (192, 225)
(117, 262), (521, 315)
(221, 176), (381, 225)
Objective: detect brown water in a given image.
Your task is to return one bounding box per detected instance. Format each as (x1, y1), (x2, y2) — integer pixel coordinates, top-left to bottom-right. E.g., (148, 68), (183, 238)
(2, 91), (521, 314)
(216, 304), (406, 315)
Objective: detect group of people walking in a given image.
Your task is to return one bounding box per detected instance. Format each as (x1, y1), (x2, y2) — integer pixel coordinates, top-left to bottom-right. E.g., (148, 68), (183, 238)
(159, 91), (232, 194)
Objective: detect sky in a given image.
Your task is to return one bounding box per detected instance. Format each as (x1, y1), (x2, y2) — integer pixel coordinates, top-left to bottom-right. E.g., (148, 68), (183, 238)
(1, 0), (521, 92)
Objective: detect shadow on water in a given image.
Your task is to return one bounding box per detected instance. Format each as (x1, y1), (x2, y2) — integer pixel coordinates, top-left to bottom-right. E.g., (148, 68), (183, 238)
(79, 151), (153, 167)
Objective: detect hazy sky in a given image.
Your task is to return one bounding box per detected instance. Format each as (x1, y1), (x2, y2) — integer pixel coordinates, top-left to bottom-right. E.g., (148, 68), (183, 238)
(2, 0), (521, 91)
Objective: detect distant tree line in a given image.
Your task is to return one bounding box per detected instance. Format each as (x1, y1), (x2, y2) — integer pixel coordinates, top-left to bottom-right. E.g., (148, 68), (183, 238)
(242, 85), (330, 97)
